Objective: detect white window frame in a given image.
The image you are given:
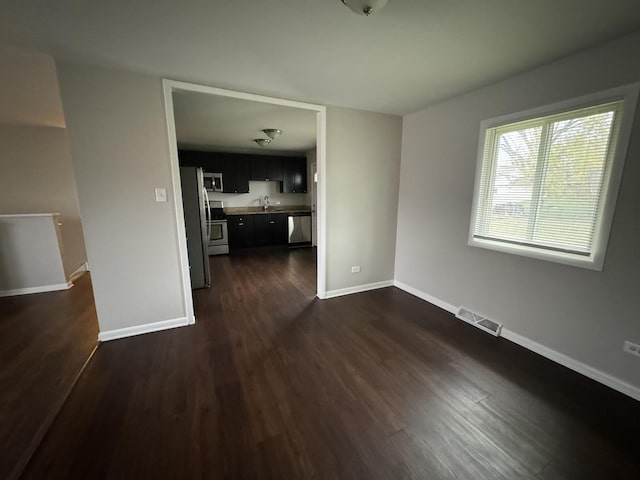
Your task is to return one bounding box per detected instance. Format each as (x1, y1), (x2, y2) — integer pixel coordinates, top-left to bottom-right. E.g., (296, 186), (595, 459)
(468, 83), (639, 271)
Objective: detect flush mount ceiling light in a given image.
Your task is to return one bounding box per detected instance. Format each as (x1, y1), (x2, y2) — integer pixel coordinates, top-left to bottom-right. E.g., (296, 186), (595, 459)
(263, 129), (282, 140)
(254, 138), (272, 147)
(341, 0), (389, 16)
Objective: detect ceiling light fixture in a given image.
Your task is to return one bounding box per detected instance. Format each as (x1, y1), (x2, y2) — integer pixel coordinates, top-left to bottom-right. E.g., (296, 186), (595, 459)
(263, 129), (282, 140)
(341, 0), (388, 16)
(254, 138), (272, 147)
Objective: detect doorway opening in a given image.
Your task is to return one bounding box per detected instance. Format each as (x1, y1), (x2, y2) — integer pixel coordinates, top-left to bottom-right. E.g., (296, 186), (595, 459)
(162, 81), (327, 323)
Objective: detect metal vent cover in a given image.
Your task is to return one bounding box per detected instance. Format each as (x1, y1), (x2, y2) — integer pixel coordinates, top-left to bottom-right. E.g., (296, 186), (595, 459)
(456, 307), (503, 337)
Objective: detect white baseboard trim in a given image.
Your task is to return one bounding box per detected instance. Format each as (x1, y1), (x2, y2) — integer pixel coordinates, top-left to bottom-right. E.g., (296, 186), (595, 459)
(500, 328), (640, 401)
(393, 280), (457, 315)
(98, 316), (191, 342)
(392, 279), (640, 402)
(0, 282), (72, 298)
(68, 262), (89, 282)
(323, 280), (394, 299)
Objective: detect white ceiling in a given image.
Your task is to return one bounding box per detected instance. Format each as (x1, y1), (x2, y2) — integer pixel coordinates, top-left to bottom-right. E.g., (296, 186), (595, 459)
(2, 1), (640, 115)
(173, 91), (317, 155)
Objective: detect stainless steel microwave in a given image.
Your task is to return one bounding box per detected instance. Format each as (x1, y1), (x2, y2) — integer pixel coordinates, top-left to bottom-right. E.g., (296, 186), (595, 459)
(203, 172), (223, 192)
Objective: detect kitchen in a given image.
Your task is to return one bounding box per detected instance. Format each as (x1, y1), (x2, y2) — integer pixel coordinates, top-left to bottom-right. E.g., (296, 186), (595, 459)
(172, 91), (317, 290)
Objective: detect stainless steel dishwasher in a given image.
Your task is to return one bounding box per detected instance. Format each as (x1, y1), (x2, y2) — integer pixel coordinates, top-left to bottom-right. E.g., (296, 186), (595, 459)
(288, 213), (312, 244)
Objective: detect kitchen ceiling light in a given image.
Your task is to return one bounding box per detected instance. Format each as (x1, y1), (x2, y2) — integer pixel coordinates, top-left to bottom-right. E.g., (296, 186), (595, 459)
(341, 0), (389, 16)
(263, 129), (282, 140)
(254, 138), (271, 147)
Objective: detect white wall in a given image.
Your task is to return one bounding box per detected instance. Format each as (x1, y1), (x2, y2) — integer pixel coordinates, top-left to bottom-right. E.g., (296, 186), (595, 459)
(54, 59), (402, 334)
(396, 31), (640, 391)
(0, 215), (67, 293)
(0, 126), (88, 278)
(56, 62), (186, 334)
(0, 47), (87, 279)
(326, 107), (402, 292)
(209, 181), (309, 207)
(0, 47), (66, 127)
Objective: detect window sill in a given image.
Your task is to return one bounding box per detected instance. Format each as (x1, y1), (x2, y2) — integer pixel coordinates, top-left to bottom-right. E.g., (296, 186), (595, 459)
(468, 236), (604, 271)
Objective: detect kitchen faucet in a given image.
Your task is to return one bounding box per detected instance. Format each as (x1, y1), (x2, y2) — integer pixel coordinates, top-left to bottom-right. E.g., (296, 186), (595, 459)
(263, 195), (270, 210)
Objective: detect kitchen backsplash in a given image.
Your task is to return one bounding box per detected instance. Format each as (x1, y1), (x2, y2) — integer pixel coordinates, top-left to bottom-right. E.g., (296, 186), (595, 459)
(208, 180), (310, 207)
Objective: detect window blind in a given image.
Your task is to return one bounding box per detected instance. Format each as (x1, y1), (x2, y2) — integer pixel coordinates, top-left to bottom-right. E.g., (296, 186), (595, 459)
(473, 101), (622, 256)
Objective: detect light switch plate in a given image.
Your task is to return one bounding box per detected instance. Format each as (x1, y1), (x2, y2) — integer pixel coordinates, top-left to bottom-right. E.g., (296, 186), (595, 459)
(155, 187), (167, 203)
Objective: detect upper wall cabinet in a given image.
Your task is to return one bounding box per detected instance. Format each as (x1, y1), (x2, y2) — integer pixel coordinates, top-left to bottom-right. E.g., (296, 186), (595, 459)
(250, 156), (283, 182)
(267, 159), (284, 183)
(281, 157), (307, 194)
(181, 151), (250, 194)
(222, 155), (250, 193)
(178, 150), (306, 194)
(177, 149), (202, 167)
(200, 152), (223, 173)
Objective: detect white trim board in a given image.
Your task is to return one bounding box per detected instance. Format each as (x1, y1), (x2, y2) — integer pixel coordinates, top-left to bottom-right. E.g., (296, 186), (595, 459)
(161, 79), (328, 314)
(500, 328), (640, 402)
(98, 317), (191, 342)
(393, 280), (457, 314)
(68, 262), (89, 282)
(323, 280), (394, 299)
(0, 282), (72, 298)
(0, 213), (61, 218)
(162, 82), (196, 327)
(392, 280), (640, 402)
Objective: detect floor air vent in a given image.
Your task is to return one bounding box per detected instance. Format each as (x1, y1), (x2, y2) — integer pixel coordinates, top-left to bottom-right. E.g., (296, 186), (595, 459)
(456, 307), (503, 337)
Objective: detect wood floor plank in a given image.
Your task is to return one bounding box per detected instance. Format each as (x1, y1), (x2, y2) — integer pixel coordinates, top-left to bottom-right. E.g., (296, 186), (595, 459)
(20, 248), (640, 479)
(0, 273), (98, 480)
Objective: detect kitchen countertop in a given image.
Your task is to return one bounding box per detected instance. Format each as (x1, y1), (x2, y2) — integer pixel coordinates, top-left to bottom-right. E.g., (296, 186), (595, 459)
(224, 205), (311, 215)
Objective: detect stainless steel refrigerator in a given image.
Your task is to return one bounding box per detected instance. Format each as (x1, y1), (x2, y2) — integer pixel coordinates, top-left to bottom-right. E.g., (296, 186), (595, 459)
(180, 166), (211, 288)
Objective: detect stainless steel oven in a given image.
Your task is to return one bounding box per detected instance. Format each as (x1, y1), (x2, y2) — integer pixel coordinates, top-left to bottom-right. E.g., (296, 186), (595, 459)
(207, 200), (229, 255)
(207, 219), (229, 255)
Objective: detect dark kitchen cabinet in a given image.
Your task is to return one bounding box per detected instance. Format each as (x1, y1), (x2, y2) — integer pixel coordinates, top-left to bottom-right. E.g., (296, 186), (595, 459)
(182, 150), (225, 175)
(267, 158), (283, 182)
(179, 150), (291, 193)
(201, 153), (224, 174)
(253, 215), (270, 247)
(250, 156), (267, 181)
(281, 157), (307, 194)
(253, 213), (288, 246)
(270, 213), (288, 244)
(222, 156), (250, 193)
(179, 151), (249, 193)
(251, 156), (283, 182)
(227, 215), (254, 249)
(228, 213), (288, 249)
(178, 149), (202, 167)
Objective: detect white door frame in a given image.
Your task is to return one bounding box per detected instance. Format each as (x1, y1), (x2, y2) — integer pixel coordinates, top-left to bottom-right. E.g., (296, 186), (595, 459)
(310, 162), (318, 247)
(162, 79), (328, 323)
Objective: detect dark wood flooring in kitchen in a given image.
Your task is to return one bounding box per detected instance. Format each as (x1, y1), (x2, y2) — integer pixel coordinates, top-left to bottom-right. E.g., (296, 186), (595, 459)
(22, 248), (640, 479)
(0, 273), (98, 480)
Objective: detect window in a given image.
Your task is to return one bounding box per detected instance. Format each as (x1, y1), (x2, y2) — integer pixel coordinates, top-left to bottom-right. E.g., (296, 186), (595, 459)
(469, 84), (639, 270)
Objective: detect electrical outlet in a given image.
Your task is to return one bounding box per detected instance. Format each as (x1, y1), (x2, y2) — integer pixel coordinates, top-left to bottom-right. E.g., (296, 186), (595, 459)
(623, 341), (640, 358)
(351, 266), (361, 273)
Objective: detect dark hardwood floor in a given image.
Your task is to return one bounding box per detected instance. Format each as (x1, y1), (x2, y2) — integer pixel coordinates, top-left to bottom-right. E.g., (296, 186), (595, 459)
(22, 249), (640, 479)
(0, 273), (98, 480)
